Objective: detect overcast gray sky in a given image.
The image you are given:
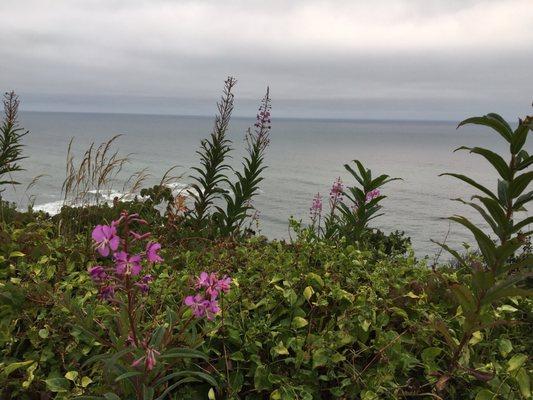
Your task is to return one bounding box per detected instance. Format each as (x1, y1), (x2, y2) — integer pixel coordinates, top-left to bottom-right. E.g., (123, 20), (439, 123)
(1, 0), (532, 120)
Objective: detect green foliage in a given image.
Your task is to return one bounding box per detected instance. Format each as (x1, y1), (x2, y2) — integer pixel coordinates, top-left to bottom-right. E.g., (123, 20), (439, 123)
(433, 112), (532, 392)
(0, 91), (28, 189)
(189, 77), (235, 228)
(188, 79), (271, 238)
(215, 88), (271, 236)
(336, 160), (400, 242)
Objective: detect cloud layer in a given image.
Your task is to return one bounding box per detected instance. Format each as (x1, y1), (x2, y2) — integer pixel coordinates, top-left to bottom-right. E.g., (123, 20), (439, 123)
(1, 0), (532, 119)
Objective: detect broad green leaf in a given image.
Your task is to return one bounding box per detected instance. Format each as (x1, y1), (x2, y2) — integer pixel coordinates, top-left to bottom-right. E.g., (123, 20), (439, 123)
(81, 376), (93, 388)
(511, 123), (529, 154)
(45, 377), (70, 393)
(498, 338), (513, 358)
(511, 171), (533, 198)
(508, 354), (527, 372)
(9, 251), (25, 258)
(475, 389), (495, 400)
(2, 360), (34, 377)
(272, 342), (289, 356)
(458, 114), (512, 143)
(440, 173), (498, 201)
(312, 348), (329, 369)
(65, 371), (78, 381)
(455, 146), (511, 180)
(303, 286), (314, 301)
(291, 316), (308, 329)
(515, 367), (531, 398)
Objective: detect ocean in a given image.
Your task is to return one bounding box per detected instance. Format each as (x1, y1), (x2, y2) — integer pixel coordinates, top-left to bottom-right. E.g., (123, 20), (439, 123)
(4, 111), (527, 257)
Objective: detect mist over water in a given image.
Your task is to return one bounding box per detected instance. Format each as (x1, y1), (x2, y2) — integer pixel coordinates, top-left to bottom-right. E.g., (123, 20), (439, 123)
(5, 111), (529, 257)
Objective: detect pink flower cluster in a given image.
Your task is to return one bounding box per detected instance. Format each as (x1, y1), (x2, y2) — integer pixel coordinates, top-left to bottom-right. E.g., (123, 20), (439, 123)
(309, 192), (323, 221)
(88, 212), (163, 300)
(365, 189), (381, 203)
(184, 272), (232, 320)
(329, 177), (344, 204)
(132, 343), (160, 371)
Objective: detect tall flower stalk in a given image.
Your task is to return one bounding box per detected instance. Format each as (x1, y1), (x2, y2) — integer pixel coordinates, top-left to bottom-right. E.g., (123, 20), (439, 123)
(216, 88), (272, 236)
(189, 77), (235, 229)
(0, 91), (28, 190)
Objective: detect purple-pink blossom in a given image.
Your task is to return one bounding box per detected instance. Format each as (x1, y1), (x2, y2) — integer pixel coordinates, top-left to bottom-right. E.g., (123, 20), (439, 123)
(132, 347), (160, 371)
(186, 272), (231, 320)
(88, 265), (107, 282)
(184, 294), (210, 318)
(365, 189), (381, 203)
(99, 285), (115, 301)
(146, 242), (163, 263)
(92, 224), (120, 257)
(309, 192), (323, 221)
(329, 177), (344, 204)
(114, 251), (142, 276)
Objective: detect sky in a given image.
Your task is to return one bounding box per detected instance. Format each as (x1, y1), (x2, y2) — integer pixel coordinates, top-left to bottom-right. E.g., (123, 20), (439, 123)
(1, 0), (532, 120)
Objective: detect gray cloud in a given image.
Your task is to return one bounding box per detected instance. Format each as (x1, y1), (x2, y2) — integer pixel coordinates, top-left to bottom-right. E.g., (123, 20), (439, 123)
(0, 0), (532, 120)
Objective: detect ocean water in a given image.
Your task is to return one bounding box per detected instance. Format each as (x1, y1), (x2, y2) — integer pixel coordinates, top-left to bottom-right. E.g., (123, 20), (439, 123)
(4, 111), (528, 257)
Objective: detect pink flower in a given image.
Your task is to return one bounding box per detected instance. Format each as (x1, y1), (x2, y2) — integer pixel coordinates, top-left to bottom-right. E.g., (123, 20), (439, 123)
(114, 251), (142, 276)
(88, 265), (107, 281)
(309, 192), (322, 221)
(205, 299), (221, 320)
(132, 347), (160, 371)
(365, 189), (381, 203)
(135, 275), (153, 294)
(184, 294), (209, 318)
(99, 285), (115, 301)
(329, 177), (344, 203)
(146, 242), (163, 263)
(216, 276), (232, 294)
(92, 225), (120, 257)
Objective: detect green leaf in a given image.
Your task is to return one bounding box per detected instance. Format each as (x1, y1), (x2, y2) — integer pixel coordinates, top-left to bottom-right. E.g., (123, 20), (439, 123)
(291, 316), (308, 329)
(440, 173), (498, 202)
(81, 376), (93, 388)
(511, 123), (529, 154)
(303, 286), (314, 301)
(511, 171), (533, 198)
(114, 371), (143, 382)
(272, 342), (289, 356)
(475, 389), (495, 400)
(450, 284), (476, 314)
(498, 338), (513, 358)
(421, 347), (442, 364)
(9, 251), (25, 258)
(312, 348), (329, 369)
(65, 371), (78, 381)
(458, 114), (512, 143)
(2, 360), (35, 377)
(515, 367), (531, 398)
(455, 146), (511, 180)
(45, 377), (70, 393)
(104, 394), (121, 400)
(508, 354), (528, 372)
(254, 365), (272, 390)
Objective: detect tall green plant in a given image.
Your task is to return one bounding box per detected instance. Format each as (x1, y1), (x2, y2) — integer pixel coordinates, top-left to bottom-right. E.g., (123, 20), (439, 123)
(0, 91), (28, 190)
(189, 77), (235, 228)
(215, 88), (271, 236)
(433, 112), (532, 391)
(336, 160), (400, 241)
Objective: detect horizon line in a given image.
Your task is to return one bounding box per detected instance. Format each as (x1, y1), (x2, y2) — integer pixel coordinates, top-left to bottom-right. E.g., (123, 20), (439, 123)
(19, 108), (458, 124)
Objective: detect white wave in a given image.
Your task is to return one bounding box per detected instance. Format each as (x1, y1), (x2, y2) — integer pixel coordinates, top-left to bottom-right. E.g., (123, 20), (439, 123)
(32, 182), (199, 215)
